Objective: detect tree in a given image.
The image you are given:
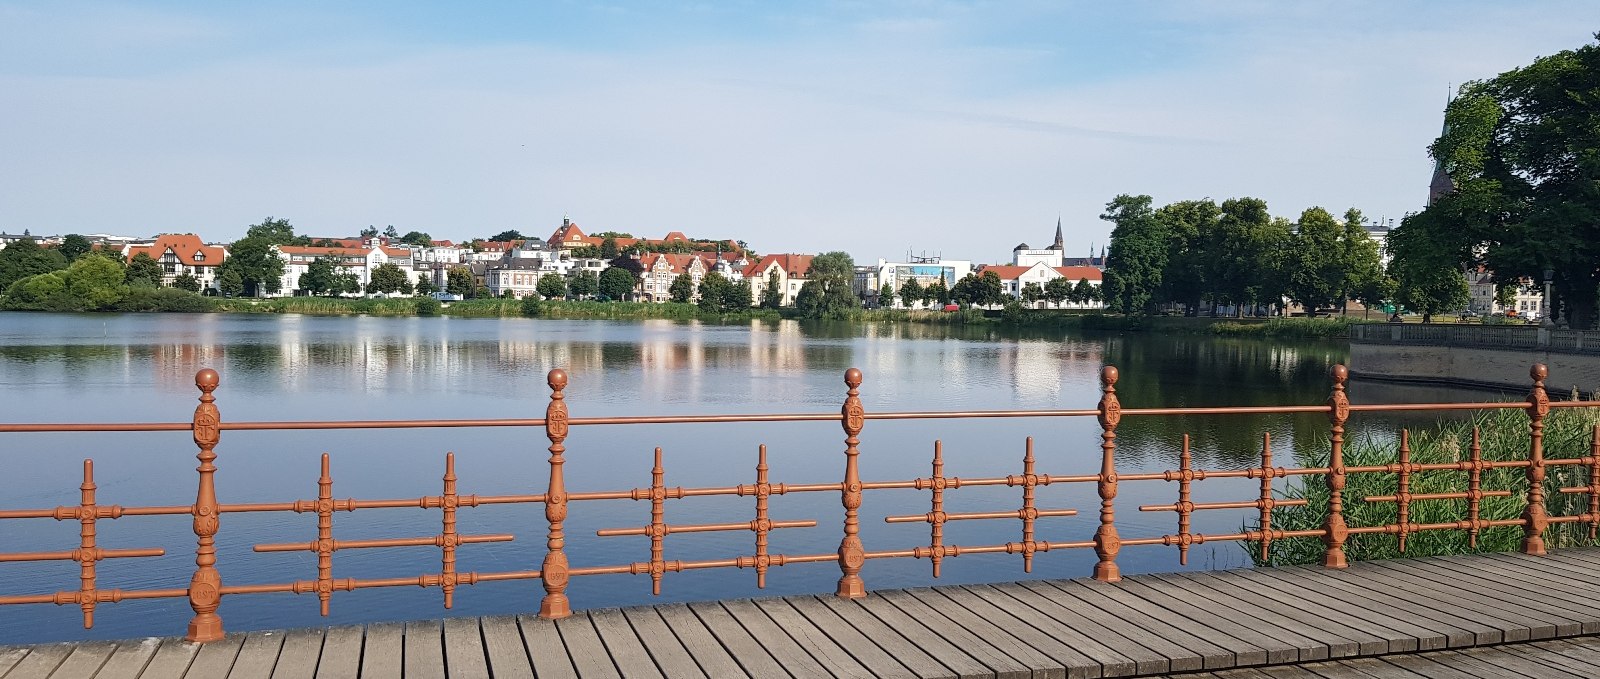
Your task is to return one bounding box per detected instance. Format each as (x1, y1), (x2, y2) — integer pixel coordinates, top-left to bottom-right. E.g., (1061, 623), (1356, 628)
(172, 272), (202, 292)
(1283, 207), (1345, 315)
(332, 272), (361, 296)
(599, 266), (636, 301)
(669, 273), (696, 303)
(124, 252), (164, 287)
(537, 272), (567, 300)
(795, 251), (858, 318)
(568, 270), (599, 299)
(217, 236), (284, 297)
(65, 254), (125, 310)
(723, 279), (754, 310)
(1100, 194), (1169, 314)
(447, 267), (473, 296)
(899, 278), (922, 310)
(0, 237), (67, 290)
(368, 263), (409, 295)
(571, 245), (602, 259)
(218, 269), (244, 297)
(1074, 278), (1099, 306)
(249, 217), (309, 245)
(975, 271), (1005, 308)
(399, 231), (433, 246)
(300, 256), (339, 296)
(1020, 282), (1043, 306)
(1337, 208), (1384, 315)
(1044, 277), (1072, 308)
(698, 272), (731, 312)
(950, 274), (977, 307)
(1494, 283), (1518, 312)
(59, 234), (92, 262)
(600, 237), (619, 259)
(360, 226), (379, 239)
(1388, 210), (1471, 323)
(763, 271), (786, 309)
(489, 230), (523, 243)
(878, 283), (894, 307)
(927, 278), (950, 306)
(1154, 199), (1220, 314)
(415, 276), (438, 296)
(383, 225), (399, 240)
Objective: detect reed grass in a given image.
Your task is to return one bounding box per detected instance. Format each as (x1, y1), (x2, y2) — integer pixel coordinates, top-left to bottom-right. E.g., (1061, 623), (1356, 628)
(1249, 404), (1600, 566)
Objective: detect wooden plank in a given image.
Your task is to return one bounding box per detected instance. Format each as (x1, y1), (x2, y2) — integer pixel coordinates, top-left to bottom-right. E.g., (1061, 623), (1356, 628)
(269, 629), (324, 679)
(1448, 552), (1600, 603)
(554, 613), (621, 679)
(844, 593), (1005, 678)
(925, 585), (1107, 678)
(1264, 566), (1475, 648)
(1146, 573), (1341, 661)
(1365, 559), (1576, 638)
(682, 602), (787, 678)
(753, 598), (897, 679)
(649, 605), (745, 679)
(996, 580), (1178, 674)
(1530, 637), (1600, 666)
(1379, 558), (1591, 636)
(587, 609), (663, 679)
(783, 597), (933, 679)
(1229, 568), (1442, 651)
(1311, 656), (1428, 678)
(873, 588), (1038, 679)
(1494, 550), (1600, 579)
(183, 634), (245, 679)
(91, 638), (162, 679)
(135, 639), (200, 679)
(1331, 561), (1550, 641)
(358, 622), (404, 679)
(1169, 571), (1384, 658)
(618, 607), (708, 679)
(516, 616), (577, 679)
(442, 618), (489, 679)
(1113, 576), (1306, 664)
(965, 583), (1143, 677)
(402, 620), (445, 679)
(1206, 570), (1416, 654)
(1368, 654), (1482, 679)
(1056, 579), (1241, 669)
(815, 594), (981, 679)
(1494, 641), (1600, 675)
(43, 642), (115, 679)
(710, 600), (836, 679)
(1420, 555), (1600, 632)
(1436, 648), (1582, 679)
(227, 631), (286, 679)
(477, 616), (534, 679)
(0, 647), (30, 677)
(314, 626), (363, 679)
(4, 644), (73, 679)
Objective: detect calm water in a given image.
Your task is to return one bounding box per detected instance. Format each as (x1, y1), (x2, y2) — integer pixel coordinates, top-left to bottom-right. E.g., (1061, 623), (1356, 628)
(0, 313), (1496, 643)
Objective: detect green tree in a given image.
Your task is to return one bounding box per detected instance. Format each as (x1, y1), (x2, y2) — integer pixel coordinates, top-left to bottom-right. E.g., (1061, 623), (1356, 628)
(976, 270), (1005, 307)
(1203, 198), (1281, 314)
(1283, 207), (1345, 315)
(360, 226), (378, 239)
(723, 278), (754, 310)
(415, 276), (438, 296)
(1389, 210), (1471, 323)
(568, 270), (599, 299)
(368, 263), (409, 295)
(249, 217), (309, 245)
(447, 267), (473, 296)
(1100, 194), (1169, 314)
(599, 266), (636, 301)
(571, 245), (602, 259)
(1020, 282), (1043, 306)
(489, 230), (523, 243)
(698, 272), (730, 312)
(669, 273), (696, 303)
(798, 251), (858, 318)
(899, 278), (922, 309)
(537, 272), (567, 300)
(1154, 199), (1220, 313)
(0, 237), (67, 290)
(2, 270), (70, 310)
(1073, 278), (1099, 306)
(950, 274), (977, 307)
(1044, 277), (1071, 307)
(124, 252), (164, 287)
(399, 231), (433, 246)
(383, 225), (399, 240)
(878, 282), (894, 307)
(66, 254), (126, 310)
(1494, 283), (1518, 312)
(218, 269), (244, 297)
(299, 257), (338, 296)
(172, 272), (202, 292)
(332, 272), (361, 296)
(217, 235), (284, 297)
(59, 234), (92, 262)
(927, 278), (950, 306)
(600, 237), (620, 259)
(764, 271), (787, 309)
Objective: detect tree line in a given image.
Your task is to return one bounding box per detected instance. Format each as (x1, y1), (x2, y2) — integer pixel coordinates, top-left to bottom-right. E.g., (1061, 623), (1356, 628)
(1100, 195), (1387, 317)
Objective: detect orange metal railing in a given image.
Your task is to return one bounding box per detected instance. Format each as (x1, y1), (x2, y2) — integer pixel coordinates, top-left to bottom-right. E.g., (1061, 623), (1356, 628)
(1, 363), (1597, 643)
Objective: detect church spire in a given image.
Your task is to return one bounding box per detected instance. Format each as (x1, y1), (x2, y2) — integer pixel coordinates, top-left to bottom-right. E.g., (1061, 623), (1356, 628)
(1428, 90), (1456, 206)
(1053, 216), (1064, 250)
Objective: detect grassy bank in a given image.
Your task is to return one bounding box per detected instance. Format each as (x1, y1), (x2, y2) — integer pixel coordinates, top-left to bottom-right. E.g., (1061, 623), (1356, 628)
(207, 296), (784, 321)
(840, 308), (1356, 338)
(1249, 404), (1600, 566)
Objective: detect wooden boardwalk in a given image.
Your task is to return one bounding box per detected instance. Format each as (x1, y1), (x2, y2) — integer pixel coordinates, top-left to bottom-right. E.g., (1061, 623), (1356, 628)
(4, 549), (1600, 678)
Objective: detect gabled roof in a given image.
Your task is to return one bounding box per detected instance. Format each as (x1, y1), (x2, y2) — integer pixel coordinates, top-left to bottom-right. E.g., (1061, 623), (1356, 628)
(430, 240), (456, 247)
(1054, 266), (1102, 281)
(640, 253), (708, 274)
(744, 254), (812, 279)
(978, 265), (1032, 281)
(278, 245), (368, 257)
(382, 247), (412, 258)
(124, 234), (226, 267)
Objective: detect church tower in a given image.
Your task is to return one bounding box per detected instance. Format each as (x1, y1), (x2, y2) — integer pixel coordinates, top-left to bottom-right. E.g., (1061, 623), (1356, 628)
(1428, 98), (1455, 206)
(1052, 216), (1065, 250)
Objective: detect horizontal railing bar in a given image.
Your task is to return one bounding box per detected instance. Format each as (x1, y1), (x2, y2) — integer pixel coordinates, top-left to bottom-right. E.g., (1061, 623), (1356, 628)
(252, 534), (514, 553)
(0, 588), (189, 606)
(596, 520), (816, 537)
(1366, 490), (1516, 502)
(0, 548), (165, 562)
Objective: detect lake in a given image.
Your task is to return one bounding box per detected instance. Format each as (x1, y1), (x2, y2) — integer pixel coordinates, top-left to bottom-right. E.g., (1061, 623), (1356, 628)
(0, 313), (1498, 643)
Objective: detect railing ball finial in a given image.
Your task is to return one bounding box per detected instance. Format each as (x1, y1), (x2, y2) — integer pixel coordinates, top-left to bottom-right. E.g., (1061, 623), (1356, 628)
(845, 367), (862, 390)
(1101, 365), (1119, 388)
(548, 368), (568, 392)
(1330, 363), (1348, 385)
(195, 368), (219, 394)
(1531, 363), (1548, 383)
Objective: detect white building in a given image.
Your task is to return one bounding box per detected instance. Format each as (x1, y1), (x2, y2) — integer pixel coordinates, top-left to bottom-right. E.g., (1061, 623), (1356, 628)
(121, 234), (229, 291)
(275, 245), (412, 295)
(868, 258), (974, 308)
(981, 263), (1105, 309)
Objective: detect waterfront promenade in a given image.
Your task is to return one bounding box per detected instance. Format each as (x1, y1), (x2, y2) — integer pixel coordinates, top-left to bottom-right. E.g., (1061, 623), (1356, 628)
(4, 548), (1600, 677)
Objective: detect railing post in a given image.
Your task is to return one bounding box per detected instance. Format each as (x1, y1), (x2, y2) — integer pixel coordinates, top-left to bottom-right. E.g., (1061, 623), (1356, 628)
(1323, 364), (1350, 569)
(539, 369), (572, 618)
(836, 368), (866, 598)
(186, 368), (224, 642)
(1523, 363), (1550, 555)
(1093, 365), (1121, 582)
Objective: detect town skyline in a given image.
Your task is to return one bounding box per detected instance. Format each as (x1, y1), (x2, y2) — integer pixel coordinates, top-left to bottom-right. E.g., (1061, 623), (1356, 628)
(4, 2), (1598, 265)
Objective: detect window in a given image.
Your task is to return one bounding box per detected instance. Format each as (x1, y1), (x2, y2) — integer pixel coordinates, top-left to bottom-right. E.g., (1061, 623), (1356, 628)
(194, 252), (205, 262)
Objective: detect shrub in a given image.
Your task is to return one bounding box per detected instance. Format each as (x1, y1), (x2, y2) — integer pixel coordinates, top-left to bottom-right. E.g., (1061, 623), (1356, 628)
(415, 297), (442, 316)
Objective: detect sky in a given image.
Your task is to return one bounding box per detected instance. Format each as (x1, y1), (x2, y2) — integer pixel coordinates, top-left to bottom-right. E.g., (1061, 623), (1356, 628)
(3, 1), (1598, 265)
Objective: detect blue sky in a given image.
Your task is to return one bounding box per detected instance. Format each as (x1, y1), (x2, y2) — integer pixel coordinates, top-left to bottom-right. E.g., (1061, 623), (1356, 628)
(3, 1), (1597, 263)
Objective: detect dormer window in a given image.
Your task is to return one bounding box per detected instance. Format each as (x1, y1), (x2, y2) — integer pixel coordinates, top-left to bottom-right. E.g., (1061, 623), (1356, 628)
(193, 252), (205, 262)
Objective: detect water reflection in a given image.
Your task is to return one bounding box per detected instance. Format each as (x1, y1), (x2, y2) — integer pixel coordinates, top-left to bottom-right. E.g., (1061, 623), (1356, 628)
(0, 313), (1509, 643)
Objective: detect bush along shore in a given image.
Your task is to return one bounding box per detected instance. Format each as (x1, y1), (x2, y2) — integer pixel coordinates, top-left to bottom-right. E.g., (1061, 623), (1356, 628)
(1247, 404), (1600, 566)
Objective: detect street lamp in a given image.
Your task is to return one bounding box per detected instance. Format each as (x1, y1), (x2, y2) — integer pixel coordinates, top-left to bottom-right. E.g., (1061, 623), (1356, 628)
(1542, 268), (1557, 328)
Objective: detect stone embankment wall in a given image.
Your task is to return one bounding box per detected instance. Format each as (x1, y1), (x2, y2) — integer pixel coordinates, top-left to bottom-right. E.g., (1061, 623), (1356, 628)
(1348, 324), (1600, 394)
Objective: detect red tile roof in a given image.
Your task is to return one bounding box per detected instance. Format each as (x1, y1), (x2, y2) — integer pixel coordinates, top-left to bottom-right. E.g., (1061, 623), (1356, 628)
(124, 234), (226, 267)
(978, 265), (1031, 281)
(1053, 266), (1102, 281)
(744, 254), (812, 279)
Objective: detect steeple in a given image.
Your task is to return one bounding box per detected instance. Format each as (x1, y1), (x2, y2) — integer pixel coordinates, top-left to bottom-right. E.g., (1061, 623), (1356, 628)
(1428, 91), (1455, 207)
(1053, 216), (1065, 250)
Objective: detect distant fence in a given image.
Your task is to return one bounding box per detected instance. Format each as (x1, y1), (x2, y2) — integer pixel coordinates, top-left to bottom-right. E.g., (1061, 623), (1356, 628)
(1351, 323), (1600, 355)
(1, 364), (1598, 643)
